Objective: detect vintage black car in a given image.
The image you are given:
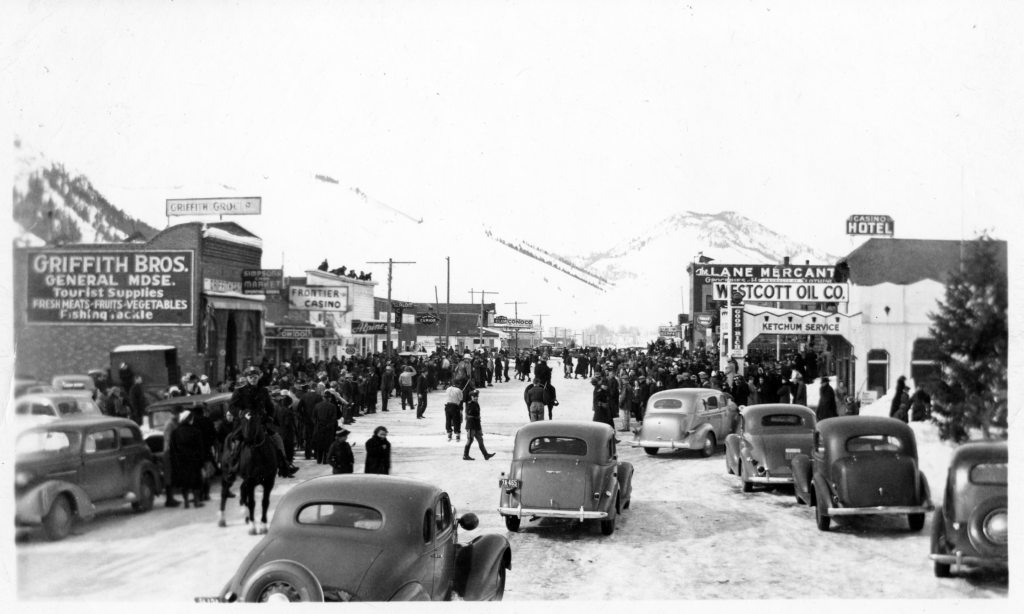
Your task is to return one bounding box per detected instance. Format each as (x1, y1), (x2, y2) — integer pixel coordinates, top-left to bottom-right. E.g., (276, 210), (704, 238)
(499, 421), (633, 536)
(930, 441), (1007, 577)
(15, 416), (162, 540)
(725, 404), (816, 492)
(791, 416), (933, 531)
(209, 475), (511, 602)
(142, 391), (232, 460)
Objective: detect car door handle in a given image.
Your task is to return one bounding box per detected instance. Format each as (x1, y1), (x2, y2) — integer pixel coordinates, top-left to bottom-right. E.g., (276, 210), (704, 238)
(430, 554), (443, 559)
(118, 456), (127, 461)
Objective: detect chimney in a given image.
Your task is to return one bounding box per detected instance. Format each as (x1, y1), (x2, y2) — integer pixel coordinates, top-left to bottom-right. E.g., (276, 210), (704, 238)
(783, 256), (790, 266)
(806, 260), (810, 265)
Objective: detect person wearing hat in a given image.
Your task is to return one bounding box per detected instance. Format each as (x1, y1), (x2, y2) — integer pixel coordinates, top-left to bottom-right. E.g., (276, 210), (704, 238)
(364, 426), (391, 475)
(162, 405), (183, 507)
(326, 428), (354, 474)
(197, 374), (211, 395)
(168, 409), (207, 509)
(380, 365), (395, 412)
(525, 378), (546, 422)
(453, 354), (473, 387)
(312, 390), (340, 465)
(792, 371), (808, 407)
(463, 390), (495, 461)
(444, 382), (464, 441)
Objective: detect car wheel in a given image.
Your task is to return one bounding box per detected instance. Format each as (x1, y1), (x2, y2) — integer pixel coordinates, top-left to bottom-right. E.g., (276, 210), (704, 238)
(600, 515), (616, 536)
(699, 432), (716, 458)
(740, 463), (754, 493)
(504, 516), (520, 533)
(814, 489), (831, 532)
(492, 565), (506, 601)
(43, 494), (73, 541)
(241, 561), (325, 603)
(908, 512), (926, 532)
(644, 447), (658, 456)
(132, 473), (156, 513)
(931, 508), (952, 578)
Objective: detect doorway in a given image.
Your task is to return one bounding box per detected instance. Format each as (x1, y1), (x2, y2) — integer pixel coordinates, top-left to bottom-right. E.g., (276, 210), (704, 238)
(225, 313), (238, 381)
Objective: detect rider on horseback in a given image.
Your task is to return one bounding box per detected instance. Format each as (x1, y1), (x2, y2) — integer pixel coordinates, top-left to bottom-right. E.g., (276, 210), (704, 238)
(229, 367), (299, 479)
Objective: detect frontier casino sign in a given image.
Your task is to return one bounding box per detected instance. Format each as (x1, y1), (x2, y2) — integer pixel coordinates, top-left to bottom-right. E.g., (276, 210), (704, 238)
(25, 250), (195, 325)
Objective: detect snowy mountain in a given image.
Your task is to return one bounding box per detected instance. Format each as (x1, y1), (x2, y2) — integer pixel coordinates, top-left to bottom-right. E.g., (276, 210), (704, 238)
(12, 139), (158, 246)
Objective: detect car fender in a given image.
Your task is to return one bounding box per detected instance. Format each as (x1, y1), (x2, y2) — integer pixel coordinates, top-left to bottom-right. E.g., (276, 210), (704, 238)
(724, 434), (742, 474)
(389, 581), (431, 601)
(615, 461), (634, 505)
(130, 459), (163, 496)
(811, 473), (832, 507)
(453, 534), (512, 601)
(918, 473), (931, 506)
(690, 421), (715, 445)
(17, 480), (95, 524)
(791, 454), (812, 505)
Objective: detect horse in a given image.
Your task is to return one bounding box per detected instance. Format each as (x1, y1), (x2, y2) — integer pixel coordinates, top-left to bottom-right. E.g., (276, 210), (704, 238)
(235, 410), (279, 535)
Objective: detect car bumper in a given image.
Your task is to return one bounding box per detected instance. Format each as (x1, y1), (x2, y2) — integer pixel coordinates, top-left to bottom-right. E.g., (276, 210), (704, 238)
(928, 552), (1008, 569)
(630, 439), (690, 449)
(827, 503), (934, 516)
(498, 505), (607, 521)
(747, 475), (794, 484)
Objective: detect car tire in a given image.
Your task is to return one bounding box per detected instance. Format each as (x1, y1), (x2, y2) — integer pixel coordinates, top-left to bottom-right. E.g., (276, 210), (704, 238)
(740, 464), (754, 493)
(644, 447), (658, 456)
(908, 512), (926, 532)
(600, 515), (616, 536)
(492, 565), (506, 601)
(43, 494), (73, 541)
(699, 432), (716, 458)
(132, 473), (156, 513)
(814, 490), (831, 532)
(931, 508), (952, 578)
(504, 516), (520, 533)
(241, 561), (325, 603)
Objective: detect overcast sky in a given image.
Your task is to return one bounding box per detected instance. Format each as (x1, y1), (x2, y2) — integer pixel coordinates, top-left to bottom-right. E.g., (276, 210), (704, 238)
(4, 0), (1021, 258)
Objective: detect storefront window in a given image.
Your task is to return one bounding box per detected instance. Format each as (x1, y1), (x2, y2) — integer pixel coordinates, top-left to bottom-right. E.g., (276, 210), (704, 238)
(867, 349), (889, 396)
(911, 338), (942, 385)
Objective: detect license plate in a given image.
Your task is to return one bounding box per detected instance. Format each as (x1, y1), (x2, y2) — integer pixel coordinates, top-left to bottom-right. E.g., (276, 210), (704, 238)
(785, 448), (801, 459)
(499, 478), (520, 488)
(194, 597), (223, 603)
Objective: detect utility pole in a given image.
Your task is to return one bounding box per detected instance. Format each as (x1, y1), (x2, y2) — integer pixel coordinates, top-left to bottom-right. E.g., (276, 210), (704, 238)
(367, 258), (416, 356)
(504, 301), (527, 354)
(445, 257), (450, 351)
(533, 313), (549, 349)
(470, 290), (498, 351)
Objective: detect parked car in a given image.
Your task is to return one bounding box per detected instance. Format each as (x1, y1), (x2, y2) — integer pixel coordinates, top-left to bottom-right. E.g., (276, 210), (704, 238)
(929, 441), (1007, 577)
(498, 421), (633, 536)
(15, 416), (162, 540)
(630, 388), (738, 457)
(50, 374), (98, 399)
(13, 375), (50, 398)
(725, 404), (816, 492)
(791, 416), (934, 532)
(13, 393), (103, 429)
(142, 392), (232, 459)
(205, 475), (511, 602)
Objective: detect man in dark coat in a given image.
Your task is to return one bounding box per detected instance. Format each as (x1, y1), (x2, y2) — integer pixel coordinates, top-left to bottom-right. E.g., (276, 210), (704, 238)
(298, 385), (322, 459)
(168, 410), (207, 509)
(792, 373), (808, 407)
(365, 426), (391, 474)
(326, 429), (354, 474)
(311, 394), (339, 464)
(816, 378), (838, 422)
(128, 375), (147, 426)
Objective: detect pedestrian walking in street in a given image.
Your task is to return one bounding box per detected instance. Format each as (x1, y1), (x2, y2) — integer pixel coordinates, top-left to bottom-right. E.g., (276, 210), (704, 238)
(444, 383), (464, 441)
(311, 394), (339, 464)
(416, 372), (429, 419)
(399, 366), (416, 410)
(168, 409), (207, 509)
(526, 378), (546, 422)
(327, 428), (354, 474)
(365, 426), (391, 474)
(792, 372), (808, 407)
(817, 378), (838, 422)
(380, 366), (395, 412)
(463, 390), (495, 461)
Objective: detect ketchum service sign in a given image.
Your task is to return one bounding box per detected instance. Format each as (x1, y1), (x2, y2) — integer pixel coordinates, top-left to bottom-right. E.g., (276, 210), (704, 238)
(26, 250), (195, 325)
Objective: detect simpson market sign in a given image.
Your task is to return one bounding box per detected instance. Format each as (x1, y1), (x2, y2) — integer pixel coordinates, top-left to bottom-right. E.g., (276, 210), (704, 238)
(846, 215), (894, 236)
(25, 249), (195, 325)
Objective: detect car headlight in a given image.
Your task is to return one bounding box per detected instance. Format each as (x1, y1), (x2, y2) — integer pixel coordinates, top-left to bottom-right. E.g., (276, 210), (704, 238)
(15, 472), (32, 488)
(983, 509), (1008, 544)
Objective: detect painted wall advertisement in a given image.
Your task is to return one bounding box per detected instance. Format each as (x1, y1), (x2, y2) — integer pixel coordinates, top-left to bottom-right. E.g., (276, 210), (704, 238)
(26, 250), (195, 325)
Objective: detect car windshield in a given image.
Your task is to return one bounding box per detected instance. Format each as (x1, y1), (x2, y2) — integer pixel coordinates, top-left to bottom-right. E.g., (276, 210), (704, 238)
(970, 463), (1007, 485)
(649, 397), (696, 414)
(846, 434), (904, 453)
(297, 503), (383, 530)
(762, 414), (805, 427)
(16, 430), (82, 456)
(529, 436), (588, 456)
(149, 409), (176, 429)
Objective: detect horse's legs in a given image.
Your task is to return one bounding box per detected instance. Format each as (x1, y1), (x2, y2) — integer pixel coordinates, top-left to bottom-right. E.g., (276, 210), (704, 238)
(259, 474), (275, 534)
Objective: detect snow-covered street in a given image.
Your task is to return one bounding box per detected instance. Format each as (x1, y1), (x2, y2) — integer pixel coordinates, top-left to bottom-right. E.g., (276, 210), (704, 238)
(15, 359), (1007, 601)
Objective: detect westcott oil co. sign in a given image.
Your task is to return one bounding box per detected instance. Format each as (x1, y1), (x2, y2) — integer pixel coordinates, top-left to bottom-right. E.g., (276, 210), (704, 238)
(25, 249), (195, 325)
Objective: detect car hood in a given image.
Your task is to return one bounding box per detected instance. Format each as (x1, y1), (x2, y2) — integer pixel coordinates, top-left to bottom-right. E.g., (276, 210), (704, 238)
(232, 535), (383, 599)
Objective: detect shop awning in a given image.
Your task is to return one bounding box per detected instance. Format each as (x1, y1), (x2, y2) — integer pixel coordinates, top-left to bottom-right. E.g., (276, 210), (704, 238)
(205, 294), (266, 313)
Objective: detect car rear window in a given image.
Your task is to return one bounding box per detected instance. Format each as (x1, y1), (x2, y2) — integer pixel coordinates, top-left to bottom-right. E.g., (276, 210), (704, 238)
(16, 430), (82, 456)
(970, 463), (1007, 485)
(297, 503), (383, 530)
(762, 414), (805, 427)
(652, 399), (683, 410)
(149, 409), (176, 430)
(529, 436), (588, 456)
(846, 435), (903, 453)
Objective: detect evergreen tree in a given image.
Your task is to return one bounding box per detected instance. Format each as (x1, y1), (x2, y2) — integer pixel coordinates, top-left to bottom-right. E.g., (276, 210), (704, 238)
(927, 234), (1007, 443)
